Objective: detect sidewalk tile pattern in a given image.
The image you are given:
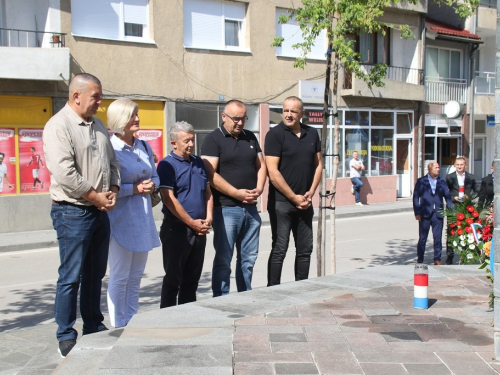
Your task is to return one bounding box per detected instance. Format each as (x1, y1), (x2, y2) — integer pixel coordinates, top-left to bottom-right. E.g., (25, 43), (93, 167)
(233, 275), (498, 375)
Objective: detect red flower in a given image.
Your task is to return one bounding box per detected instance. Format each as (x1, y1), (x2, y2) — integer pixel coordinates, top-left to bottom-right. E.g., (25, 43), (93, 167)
(450, 229), (456, 236)
(465, 218), (473, 225)
(457, 213), (465, 220)
(457, 221), (463, 226)
(465, 226), (472, 233)
(476, 218), (482, 224)
(472, 211), (479, 218)
(457, 228), (463, 235)
(449, 222), (456, 228)
(466, 205), (474, 213)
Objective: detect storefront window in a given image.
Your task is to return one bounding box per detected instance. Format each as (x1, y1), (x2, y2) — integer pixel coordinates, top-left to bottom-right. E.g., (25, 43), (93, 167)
(370, 129), (394, 176)
(345, 110), (369, 125)
(345, 128), (368, 176)
(371, 111), (393, 127)
(176, 102), (260, 155)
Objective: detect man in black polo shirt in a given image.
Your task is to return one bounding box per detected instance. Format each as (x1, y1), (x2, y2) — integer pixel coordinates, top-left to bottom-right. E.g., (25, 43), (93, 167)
(201, 100), (267, 297)
(265, 96), (322, 286)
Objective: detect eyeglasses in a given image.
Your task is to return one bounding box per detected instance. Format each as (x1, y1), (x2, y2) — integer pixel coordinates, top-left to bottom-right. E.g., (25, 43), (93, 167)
(223, 112), (248, 123)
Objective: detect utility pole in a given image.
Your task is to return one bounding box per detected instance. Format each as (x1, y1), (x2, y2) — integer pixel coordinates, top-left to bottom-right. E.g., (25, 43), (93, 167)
(494, 1), (500, 360)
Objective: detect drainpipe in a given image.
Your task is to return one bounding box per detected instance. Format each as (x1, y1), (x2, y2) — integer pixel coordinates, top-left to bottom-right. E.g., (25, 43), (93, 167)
(468, 13), (479, 172)
(418, 16), (426, 178)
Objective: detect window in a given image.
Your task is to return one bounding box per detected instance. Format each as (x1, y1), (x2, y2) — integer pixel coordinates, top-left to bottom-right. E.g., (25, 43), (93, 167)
(184, 0), (248, 51)
(71, 0), (150, 42)
(370, 129), (394, 176)
(426, 47), (462, 80)
(347, 29), (390, 65)
(275, 9), (327, 60)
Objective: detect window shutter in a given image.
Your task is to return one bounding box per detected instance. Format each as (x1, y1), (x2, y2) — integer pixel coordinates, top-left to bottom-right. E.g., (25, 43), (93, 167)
(276, 9), (325, 60)
(123, 0), (148, 25)
(184, 0), (223, 48)
(224, 2), (245, 20)
(71, 0), (120, 40)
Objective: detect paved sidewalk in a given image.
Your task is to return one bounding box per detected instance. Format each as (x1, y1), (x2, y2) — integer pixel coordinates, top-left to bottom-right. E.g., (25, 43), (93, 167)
(51, 265), (497, 374)
(0, 199), (414, 252)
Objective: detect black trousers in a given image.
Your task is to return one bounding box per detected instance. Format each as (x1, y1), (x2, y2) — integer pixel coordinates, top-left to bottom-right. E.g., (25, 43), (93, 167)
(160, 218), (205, 308)
(267, 200), (314, 286)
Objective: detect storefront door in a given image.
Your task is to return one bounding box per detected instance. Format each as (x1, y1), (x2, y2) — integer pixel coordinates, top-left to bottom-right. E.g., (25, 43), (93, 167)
(396, 138), (412, 197)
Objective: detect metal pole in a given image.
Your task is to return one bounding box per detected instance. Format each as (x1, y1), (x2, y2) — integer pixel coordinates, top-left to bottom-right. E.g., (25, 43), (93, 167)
(493, 0), (500, 360)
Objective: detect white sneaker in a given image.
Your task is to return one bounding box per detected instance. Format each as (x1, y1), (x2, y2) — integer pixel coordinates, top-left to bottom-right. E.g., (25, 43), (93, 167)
(356, 202), (364, 206)
(350, 186), (354, 194)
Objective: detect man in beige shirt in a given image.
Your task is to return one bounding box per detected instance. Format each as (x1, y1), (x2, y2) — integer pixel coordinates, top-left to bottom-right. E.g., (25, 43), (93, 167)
(43, 73), (120, 358)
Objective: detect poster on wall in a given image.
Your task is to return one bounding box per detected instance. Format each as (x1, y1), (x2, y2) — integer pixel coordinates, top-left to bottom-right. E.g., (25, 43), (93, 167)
(136, 130), (164, 165)
(19, 129), (50, 194)
(0, 128), (16, 194)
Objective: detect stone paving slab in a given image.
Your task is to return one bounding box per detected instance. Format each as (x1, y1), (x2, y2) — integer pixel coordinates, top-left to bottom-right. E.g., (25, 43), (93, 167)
(21, 265), (500, 374)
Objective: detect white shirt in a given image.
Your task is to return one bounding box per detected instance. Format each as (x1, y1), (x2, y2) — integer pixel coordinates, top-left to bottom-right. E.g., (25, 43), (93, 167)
(0, 163), (6, 191)
(350, 158), (363, 178)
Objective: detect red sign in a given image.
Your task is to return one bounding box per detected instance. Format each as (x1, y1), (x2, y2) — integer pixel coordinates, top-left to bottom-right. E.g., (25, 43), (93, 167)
(19, 129), (50, 194)
(136, 130), (164, 164)
(305, 110), (323, 124)
(0, 128), (16, 194)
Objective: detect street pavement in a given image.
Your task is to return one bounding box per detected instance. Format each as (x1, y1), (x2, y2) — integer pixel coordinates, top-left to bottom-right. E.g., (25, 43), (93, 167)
(2, 199), (498, 374)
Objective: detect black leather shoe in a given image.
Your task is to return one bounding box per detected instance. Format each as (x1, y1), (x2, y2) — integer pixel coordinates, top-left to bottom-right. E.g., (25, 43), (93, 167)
(445, 256), (453, 265)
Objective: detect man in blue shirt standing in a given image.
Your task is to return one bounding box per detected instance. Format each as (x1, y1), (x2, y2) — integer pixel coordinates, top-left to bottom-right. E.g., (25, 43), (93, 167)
(413, 161), (453, 265)
(157, 121), (213, 308)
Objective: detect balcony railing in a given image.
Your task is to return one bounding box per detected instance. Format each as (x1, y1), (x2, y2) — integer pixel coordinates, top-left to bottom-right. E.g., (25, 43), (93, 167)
(475, 71), (495, 95)
(425, 77), (467, 103)
(343, 63), (424, 89)
(0, 28), (66, 48)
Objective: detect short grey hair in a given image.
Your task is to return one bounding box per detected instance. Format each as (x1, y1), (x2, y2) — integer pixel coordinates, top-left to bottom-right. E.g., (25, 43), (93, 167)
(107, 98), (139, 135)
(170, 121), (194, 141)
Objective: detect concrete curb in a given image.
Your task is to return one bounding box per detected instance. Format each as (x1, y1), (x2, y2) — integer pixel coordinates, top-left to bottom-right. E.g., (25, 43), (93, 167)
(0, 201), (414, 253)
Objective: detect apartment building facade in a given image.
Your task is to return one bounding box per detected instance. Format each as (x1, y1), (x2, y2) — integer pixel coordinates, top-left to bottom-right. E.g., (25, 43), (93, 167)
(0, 0), (488, 232)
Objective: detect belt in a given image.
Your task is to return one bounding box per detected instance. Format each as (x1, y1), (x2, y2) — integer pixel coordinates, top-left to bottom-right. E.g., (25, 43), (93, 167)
(52, 200), (94, 209)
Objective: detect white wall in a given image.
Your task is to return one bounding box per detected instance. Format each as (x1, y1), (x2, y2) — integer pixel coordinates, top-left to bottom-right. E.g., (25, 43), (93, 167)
(3, 0), (60, 47)
(479, 36), (495, 73)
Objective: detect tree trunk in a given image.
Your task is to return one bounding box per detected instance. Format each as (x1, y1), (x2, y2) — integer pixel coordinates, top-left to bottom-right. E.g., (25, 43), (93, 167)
(330, 57), (340, 275)
(316, 41), (333, 277)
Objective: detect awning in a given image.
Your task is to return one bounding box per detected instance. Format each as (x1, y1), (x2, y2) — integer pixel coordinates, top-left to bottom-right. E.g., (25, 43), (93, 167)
(425, 18), (482, 43)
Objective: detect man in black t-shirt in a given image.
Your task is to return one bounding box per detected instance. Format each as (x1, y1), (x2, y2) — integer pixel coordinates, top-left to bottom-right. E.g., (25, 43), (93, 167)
(265, 96), (322, 286)
(201, 100), (267, 297)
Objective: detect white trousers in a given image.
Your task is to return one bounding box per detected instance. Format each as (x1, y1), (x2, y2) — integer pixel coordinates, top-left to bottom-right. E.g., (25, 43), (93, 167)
(107, 236), (149, 328)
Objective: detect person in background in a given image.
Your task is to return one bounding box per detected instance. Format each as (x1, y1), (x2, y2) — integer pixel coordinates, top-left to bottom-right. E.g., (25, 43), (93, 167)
(106, 98), (160, 328)
(0, 152), (13, 192)
(157, 121), (213, 308)
(349, 151), (365, 206)
(445, 156), (478, 264)
(478, 161), (494, 209)
(43, 73), (120, 358)
(27, 146), (45, 189)
(413, 162), (453, 265)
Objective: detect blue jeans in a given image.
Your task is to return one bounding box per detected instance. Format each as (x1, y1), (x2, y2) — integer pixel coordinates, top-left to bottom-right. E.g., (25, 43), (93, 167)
(51, 203), (110, 342)
(212, 205), (261, 296)
(351, 177), (363, 203)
